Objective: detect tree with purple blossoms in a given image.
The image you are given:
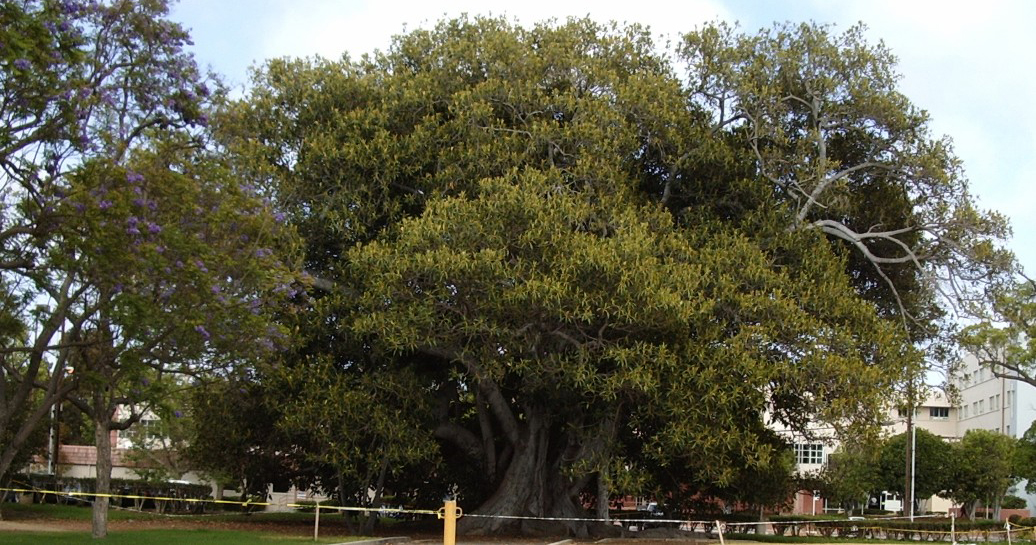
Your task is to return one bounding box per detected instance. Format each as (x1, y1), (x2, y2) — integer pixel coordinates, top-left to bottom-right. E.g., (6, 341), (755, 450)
(0, 0), (299, 536)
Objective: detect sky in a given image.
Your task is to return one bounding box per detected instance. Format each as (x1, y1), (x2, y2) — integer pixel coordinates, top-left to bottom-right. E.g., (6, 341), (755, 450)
(169, 0), (1036, 277)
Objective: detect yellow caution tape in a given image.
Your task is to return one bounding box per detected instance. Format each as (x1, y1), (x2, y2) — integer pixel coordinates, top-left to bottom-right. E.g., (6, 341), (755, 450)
(287, 503), (439, 516)
(0, 487), (271, 506)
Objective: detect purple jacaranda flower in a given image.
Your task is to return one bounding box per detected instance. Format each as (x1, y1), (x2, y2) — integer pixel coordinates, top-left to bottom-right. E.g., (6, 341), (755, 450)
(195, 259), (207, 272)
(59, 20), (71, 32)
(133, 198), (146, 207)
(74, 203), (86, 212)
(147, 222), (161, 234)
(174, 410), (183, 418)
(98, 200), (113, 209)
(126, 226), (140, 235)
(175, 260), (184, 268)
(255, 248), (272, 258)
(127, 216), (138, 225)
(140, 378), (150, 386)
(113, 283), (123, 294)
(77, 87), (91, 99)
(148, 201), (157, 211)
(194, 324), (210, 339)
(273, 212), (286, 223)
(126, 171), (144, 183)
(211, 285), (221, 294)
(13, 58), (30, 70)
(133, 186), (142, 194)
(155, 245), (165, 253)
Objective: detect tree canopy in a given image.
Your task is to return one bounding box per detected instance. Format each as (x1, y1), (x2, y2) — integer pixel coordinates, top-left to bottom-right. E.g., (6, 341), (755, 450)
(212, 16), (1010, 535)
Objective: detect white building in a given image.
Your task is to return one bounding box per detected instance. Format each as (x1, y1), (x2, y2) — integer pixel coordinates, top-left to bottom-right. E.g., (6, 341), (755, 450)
(955, 353), (1036, 512)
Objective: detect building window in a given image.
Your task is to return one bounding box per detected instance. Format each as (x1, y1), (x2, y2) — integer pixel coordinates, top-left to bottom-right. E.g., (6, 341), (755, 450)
(794, 443), (824, 465)
(962, 405), (968, 418)
(930, 407), (949, 419)
(979, 400), (985, 413)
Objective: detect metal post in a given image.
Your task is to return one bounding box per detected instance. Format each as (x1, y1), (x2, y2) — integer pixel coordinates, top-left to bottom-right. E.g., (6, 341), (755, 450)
(313, 502), (320, 541)
(951, 510), (956, 545)
(716, 520), (726, 545)
(910, 423), (916, 521)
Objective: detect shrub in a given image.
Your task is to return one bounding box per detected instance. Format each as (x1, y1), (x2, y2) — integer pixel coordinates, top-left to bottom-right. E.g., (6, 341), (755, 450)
(1004, 495), (1028, 509)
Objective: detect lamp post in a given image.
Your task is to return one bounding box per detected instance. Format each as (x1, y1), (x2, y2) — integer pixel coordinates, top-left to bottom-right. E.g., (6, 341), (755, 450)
(910, 421), (916, 522)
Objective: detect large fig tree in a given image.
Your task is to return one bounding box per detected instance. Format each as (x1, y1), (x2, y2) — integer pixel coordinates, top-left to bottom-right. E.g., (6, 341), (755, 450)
(219, 18), (1008, 535)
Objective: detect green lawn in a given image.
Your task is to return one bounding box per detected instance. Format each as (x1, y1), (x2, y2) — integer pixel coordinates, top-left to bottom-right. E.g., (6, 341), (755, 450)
(0, 529), (357, 544)
(1, 502), (316, 522)
(727, 533), (1036, 544)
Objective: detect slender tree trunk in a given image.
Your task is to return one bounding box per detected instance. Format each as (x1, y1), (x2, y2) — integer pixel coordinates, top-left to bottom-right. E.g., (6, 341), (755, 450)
(92, 418), (112, 538)
(361, 453), (391, 534)
(596, 472), (609, 521)
(337, 473), (355, 534)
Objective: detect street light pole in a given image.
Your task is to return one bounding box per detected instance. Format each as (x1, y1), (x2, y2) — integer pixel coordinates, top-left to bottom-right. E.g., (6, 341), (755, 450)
(910, 422), (916, 522)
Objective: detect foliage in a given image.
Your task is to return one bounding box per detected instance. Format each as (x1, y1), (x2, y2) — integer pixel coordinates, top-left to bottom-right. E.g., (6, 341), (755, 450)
(184, 377), (297, 502)
(1002, 495), (1027, 509)
(818, 438), (882, 514)
(960, 278), (1036, 387)
(877, 428), (953, 501)
(946, 429), (1017, 515)
(271, 355), (439, 532)
(1015, 421), (1036, 494)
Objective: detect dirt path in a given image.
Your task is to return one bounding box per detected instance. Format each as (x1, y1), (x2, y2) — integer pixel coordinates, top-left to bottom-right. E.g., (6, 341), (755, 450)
(0, 520), (76, 532)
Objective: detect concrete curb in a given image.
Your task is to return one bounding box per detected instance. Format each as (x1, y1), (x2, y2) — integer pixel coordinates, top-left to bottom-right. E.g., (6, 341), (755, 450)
(547, 540), (574, 545)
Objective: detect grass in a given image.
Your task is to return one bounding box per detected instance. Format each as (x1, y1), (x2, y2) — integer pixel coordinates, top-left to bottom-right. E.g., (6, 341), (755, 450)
(2, 502), (168, 521)
(1, 502), (317, 522)
(727, 533), (1036, 544)
(0, 529), (360, 544)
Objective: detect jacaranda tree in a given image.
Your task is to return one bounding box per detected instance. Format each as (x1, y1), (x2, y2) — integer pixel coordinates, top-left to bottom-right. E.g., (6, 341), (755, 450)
(0, 0), (299, 535)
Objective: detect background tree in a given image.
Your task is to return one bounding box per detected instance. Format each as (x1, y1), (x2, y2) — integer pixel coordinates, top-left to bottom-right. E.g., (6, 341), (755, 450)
(878, 429), (953, 512)
(273, 357), (439, 534)
(1012, 423), (1036, 509)
(947, 429), (1017, 520)
(185, 375), (300, 506)
(818, 438), (882, 516)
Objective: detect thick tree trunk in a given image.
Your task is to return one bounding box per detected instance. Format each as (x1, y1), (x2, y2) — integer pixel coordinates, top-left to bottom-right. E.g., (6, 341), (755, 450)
(92, 419), (112, 538)
(459, 410), (588, 537)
